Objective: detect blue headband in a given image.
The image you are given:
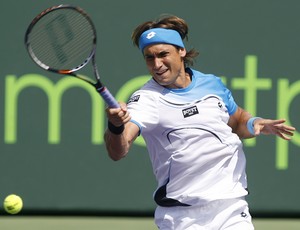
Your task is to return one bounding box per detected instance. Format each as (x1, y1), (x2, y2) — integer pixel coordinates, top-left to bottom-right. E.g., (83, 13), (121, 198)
(138, 28), (185, 51)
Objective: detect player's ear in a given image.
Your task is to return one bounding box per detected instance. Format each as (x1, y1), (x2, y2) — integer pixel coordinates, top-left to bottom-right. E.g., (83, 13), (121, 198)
(179, 48), (186, 57)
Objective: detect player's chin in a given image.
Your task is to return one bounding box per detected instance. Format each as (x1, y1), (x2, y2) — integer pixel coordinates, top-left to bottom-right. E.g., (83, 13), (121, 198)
(153, 74), (171, 85)
(153, 78), (171, 87)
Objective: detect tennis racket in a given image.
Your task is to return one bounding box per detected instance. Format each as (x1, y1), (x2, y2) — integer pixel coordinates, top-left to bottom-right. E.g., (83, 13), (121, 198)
(24, 4), (119, 108)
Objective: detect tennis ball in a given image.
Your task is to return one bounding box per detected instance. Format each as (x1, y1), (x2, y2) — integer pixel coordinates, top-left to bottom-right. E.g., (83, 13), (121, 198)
(3, 194), (23, 214)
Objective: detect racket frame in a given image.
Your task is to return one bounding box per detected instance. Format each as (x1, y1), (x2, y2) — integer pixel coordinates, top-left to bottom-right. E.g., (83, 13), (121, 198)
(24, 4), (119, 108)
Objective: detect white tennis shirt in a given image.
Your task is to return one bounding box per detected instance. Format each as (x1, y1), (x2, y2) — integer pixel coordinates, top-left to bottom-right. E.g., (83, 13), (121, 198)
(127, 68), (248, 206)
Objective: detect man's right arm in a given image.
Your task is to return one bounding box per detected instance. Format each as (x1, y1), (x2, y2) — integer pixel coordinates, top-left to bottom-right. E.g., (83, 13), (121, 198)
(104, 103), (140, 161)
(104, 122), (140, 161)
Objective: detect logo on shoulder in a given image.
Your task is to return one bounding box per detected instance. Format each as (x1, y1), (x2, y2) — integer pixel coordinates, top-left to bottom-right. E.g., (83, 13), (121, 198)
(128, 95), (140, 104)
(241, 212), (248, 218)
(218, 101), (223, 109)
(182, 106), (199, 118)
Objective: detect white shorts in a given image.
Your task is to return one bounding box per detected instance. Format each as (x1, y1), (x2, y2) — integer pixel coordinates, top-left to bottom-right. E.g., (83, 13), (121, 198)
(154, 197), (254, 230)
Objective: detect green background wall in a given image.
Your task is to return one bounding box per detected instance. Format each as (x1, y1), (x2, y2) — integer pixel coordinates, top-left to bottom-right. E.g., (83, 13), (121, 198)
(0, 0), (299, 216)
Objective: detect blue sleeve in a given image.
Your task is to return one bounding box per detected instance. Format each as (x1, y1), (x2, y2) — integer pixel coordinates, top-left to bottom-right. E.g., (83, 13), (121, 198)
(224, 87), (238, 115)
(214, 77), (238, 115)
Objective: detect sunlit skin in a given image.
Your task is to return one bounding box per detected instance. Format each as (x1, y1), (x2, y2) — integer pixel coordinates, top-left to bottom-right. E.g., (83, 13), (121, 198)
(143, 44), (191, 89)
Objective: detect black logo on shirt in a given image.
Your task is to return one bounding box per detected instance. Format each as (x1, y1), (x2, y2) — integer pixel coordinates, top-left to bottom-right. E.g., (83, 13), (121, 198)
(218, 101), (223, 109)
(128, 95), (140, 104)
(182, 106), (199, 118)
(241, 212), (248, 218)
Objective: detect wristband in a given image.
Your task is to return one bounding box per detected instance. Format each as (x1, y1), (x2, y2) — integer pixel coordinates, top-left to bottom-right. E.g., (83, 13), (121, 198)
(247, 117), (260, 135)
(108, 121), (124, 135)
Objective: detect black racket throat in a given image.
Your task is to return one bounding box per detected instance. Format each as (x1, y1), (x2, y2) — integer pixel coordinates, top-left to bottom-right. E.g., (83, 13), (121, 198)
(95, 83), (106, 92)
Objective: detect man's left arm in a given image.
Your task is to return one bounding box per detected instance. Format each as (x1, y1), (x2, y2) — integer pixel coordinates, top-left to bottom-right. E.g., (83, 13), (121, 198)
(228, 107), (296, 140)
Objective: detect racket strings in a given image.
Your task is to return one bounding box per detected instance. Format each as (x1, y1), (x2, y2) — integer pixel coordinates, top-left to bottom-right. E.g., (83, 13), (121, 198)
(27, 8), (95, 71)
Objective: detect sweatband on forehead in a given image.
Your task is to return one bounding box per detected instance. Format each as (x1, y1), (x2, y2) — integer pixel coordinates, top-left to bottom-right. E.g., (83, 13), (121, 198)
(138, 28), (185, 52)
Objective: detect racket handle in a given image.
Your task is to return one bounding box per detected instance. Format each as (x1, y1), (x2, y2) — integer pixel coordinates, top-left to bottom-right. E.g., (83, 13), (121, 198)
(98, 87), (120, 108)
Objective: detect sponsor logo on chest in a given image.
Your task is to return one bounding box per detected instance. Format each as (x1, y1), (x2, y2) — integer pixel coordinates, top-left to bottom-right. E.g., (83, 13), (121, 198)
(182, 106), (199, 118)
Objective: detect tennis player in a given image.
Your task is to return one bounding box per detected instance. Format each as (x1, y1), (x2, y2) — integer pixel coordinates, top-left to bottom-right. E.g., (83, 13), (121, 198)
(104, 15), (295, 230)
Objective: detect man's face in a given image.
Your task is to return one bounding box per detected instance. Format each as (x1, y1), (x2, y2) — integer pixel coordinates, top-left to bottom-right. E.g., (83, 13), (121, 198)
(143, 44), (187, 89)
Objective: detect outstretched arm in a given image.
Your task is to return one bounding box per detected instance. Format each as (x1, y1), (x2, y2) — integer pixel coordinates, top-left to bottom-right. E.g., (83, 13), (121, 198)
(228, 107), (296, 140)
(252, 118), (295, 140)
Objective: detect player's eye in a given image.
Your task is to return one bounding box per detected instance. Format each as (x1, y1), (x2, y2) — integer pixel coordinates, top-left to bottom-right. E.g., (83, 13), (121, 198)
(158, 51), (169, 57)
(144, 55), (154, 61)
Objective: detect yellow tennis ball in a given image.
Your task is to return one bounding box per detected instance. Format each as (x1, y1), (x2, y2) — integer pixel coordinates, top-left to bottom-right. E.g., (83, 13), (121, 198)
(3, 194), (23, 214)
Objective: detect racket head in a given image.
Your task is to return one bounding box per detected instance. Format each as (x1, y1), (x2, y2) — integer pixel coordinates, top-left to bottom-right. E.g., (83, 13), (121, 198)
(24, 5), (97, 78)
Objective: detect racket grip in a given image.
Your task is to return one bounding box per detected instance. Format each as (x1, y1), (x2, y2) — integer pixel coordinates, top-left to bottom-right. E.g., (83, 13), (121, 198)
(98, 87), (120, 108)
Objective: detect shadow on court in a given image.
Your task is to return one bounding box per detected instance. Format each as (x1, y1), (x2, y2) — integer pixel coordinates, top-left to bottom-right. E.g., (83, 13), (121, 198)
(1, 217), (300, 230)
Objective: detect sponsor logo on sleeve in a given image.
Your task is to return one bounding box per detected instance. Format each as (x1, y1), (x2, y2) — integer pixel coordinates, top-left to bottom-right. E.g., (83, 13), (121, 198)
(128, 95), (140, 104)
